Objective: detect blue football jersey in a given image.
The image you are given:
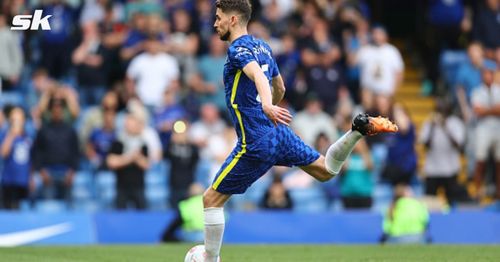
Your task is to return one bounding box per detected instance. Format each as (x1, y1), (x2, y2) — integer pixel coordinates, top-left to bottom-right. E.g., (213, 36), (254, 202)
(223, 35), (280, 145)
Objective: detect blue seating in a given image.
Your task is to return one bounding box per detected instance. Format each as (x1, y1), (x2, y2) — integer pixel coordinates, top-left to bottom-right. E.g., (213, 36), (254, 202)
(145, 184), (168, 210)
(439, 50), (468, 90)
(95, 171), (116, 209)
(72, 171), (93, 201)
(289, 187), (328, 212)
(372, 184), (393, 213)
(34, 200), (67, 213)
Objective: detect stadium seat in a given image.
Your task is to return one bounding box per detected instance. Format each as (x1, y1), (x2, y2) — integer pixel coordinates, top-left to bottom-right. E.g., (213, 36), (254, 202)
(34, 200), (67, 213)
(95, 171), (116, 209)
(145, 184), (168, 210)
(439, 50), (468, 90)
(72, 171), (93, 201)
(289, 187), (328, 212)
(373, 184), (393, 213)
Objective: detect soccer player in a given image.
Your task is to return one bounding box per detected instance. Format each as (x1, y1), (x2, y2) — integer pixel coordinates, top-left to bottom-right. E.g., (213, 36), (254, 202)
(202, 1), (398, 261)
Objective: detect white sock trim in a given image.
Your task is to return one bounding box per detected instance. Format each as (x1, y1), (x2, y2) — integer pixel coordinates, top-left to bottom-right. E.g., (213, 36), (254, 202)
(325, 158), (342, 175)
(204, 207), (224, 225)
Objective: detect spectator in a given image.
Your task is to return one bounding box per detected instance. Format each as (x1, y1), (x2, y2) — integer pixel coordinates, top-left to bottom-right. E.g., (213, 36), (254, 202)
(34, 84), (80, 127)
(292, 93), (338, 146)
(261, 174), (293, 210)
(79, 0), (106, 25)
(204, 126), (238, 185)
(85, 103), (117, 171)
(168, 8), (199, 83)
(126, 36), (180, 109)
(194, 0), (215, 55)
(154, 88), (187, 152)
(471, 65), (500, 200)
(248, 20), (281, 54)
(259, 0), (292, 37)
(301, 18), (346, 112)
(419, 98), (466, 206)
(39, 0), (77, 79)
(382, 103), (418, 186)
(455, 42), (487, 123)
(27, 69), (55, 115)
(337, 114), (374, 209)
(189, 103), (226, 158)
(275, 34), (302, 108)
(119, 12), (152, 61)
(72, 21), (108, 106)
(356, 26), (404, 112)
(344, 18), (370, 104)
(106, 109), (150, 210)
(161, 183), (204, 243)
(188, 103), (227, 183)
(472, 0), (500, 59)
(80, 90), (119, 148)
(99, 2), (128, 84)
(0, 106), (32, 209)
(32, 98), (80, 206)
(0, 12), (23, 93)
(421, 0), (471, 93)
(188, 34), (227, 112)
(127, 99), (163, 163)
(165, 120), (199, 207)
(381, 184), (429, 244)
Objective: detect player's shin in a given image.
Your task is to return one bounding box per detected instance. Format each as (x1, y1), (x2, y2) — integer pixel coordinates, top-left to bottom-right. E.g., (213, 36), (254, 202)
(204, 207), (224, 262)
(324, 130), (363, 175)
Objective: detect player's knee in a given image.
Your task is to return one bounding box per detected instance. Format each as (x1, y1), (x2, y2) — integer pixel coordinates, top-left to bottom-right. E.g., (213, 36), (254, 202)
(203, 189), (215, 208)
(203, 188), (227, 208)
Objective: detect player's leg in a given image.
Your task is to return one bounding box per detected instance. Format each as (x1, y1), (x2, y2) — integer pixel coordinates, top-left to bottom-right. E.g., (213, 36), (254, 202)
(203, 188), (231, 262)
(202, 149), (274, 262)
(301, 113), (398, 179)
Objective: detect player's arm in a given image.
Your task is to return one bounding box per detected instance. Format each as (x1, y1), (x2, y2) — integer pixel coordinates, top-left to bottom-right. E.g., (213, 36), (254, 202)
(271, 74), (285, 105)
(242, 61), (292, 126)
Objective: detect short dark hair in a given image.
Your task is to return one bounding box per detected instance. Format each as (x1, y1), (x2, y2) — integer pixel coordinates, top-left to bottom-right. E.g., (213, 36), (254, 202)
(215, 0), (252, 24)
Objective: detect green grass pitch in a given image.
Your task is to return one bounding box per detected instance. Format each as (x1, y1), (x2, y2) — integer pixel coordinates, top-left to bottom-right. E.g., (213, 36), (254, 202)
(0, 244), (499, 261)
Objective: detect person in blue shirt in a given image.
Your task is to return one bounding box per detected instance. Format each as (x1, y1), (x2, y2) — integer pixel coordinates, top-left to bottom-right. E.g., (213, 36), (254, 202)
(86, 106), (117, 171)
(200, 1), (399, 261)
(382, 103), (418, 186)
(40, 0), (77, 79)
(455, 42), (496, 123)
(154, 88), (187, 152)
(0, 106), (32, 210)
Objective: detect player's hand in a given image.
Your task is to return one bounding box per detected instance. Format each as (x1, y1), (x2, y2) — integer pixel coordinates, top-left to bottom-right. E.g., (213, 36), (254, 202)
(262, 104), (292, 126)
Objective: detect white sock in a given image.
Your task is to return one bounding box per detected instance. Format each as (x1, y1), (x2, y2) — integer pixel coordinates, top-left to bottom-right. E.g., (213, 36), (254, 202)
(204, 207), (224, 262)
(325, 130), (363, 174)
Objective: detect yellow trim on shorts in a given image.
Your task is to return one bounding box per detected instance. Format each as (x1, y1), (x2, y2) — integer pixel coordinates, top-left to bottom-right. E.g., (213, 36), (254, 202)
(213, 70), (247, 190)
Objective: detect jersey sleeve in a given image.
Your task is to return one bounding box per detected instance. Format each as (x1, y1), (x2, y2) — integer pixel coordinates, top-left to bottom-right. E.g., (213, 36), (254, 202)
(228, 45), (256, 70)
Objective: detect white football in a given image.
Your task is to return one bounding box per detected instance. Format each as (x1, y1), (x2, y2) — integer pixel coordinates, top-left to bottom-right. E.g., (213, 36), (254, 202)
(184, 245), (221, 262)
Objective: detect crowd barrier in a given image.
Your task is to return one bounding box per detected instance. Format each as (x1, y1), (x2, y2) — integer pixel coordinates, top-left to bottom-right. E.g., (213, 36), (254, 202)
(0, 210), (498, 246)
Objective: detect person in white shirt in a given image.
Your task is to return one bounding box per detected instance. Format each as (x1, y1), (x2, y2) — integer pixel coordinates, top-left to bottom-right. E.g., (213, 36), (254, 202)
(126, 37), (180, 108)
(189, 103), (227, 184)
(419, 99), (465, 205)
(292, 94), (338, 146)
(356, 26), (404, 113)
(471, 65), (500, 200)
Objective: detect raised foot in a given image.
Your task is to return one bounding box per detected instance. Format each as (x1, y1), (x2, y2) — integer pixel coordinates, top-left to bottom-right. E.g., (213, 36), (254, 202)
(352, 113), (398, 136)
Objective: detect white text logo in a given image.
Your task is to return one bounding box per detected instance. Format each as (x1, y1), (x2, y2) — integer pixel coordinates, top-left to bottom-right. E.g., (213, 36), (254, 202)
(11, 10), (52, 31)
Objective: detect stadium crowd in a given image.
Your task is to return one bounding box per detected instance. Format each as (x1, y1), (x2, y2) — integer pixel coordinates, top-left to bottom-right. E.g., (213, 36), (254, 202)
(0, 0), (499, 212)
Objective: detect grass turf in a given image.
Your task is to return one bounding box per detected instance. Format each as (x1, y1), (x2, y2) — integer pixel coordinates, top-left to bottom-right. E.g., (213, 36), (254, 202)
(0, 244), (499, 261)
